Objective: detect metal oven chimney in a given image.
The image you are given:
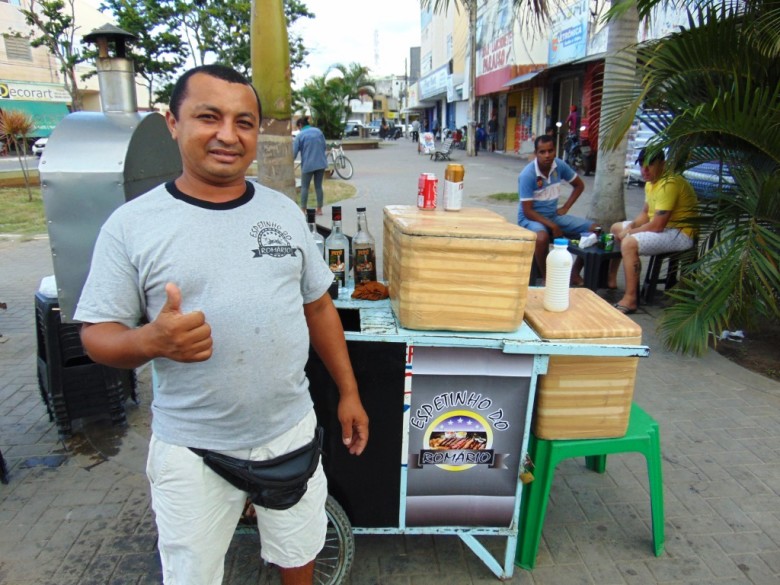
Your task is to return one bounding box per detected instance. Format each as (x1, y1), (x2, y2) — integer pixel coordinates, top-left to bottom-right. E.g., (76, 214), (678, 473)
(83, 24), (138, 113)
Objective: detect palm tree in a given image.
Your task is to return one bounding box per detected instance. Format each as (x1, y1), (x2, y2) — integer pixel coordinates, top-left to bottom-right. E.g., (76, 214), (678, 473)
(251, 0), (295, 198)
(598, 0), (780, 355)
(294, 75), (346, 139)
(328, 63), (375, 124)
(588, 0), (640, 228)
(0, 110), (36, 201)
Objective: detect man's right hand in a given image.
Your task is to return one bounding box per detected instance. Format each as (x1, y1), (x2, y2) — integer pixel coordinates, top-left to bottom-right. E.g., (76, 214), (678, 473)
(149, 283), (213, 363)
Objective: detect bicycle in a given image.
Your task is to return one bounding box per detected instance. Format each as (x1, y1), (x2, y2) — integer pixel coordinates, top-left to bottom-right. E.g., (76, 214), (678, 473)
(326, 142), (354, 180)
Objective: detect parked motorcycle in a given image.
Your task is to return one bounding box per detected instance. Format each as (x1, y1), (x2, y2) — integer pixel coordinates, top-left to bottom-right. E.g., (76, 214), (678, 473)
(563, 126), (594, 176)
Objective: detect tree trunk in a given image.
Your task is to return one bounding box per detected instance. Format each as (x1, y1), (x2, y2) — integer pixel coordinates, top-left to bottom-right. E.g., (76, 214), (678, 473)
(251, 0), (296, 200)
(588, 1), (639, 226)
(467, 0), (477, 157)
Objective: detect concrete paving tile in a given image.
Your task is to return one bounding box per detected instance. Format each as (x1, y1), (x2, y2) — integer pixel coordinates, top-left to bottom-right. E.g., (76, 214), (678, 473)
(665, 482), (718, 517)
(758, 549), (780, 573)
(114, 551), (163, 578)
(669, 512), (736, 536)
(729, 552), (780, 585)
(79, 552), (122, 584)
(524, 562), (595, 585)
(616, 560), (658, 584)
(645, 554), (714, 582)
(377, 549), (435, 577)
(706, 498), (762, 532)
(541, 523), (581, 564)
(99, 533), (158, 554)
(712, 531), (779, 555)
(681, 534), (744, 579)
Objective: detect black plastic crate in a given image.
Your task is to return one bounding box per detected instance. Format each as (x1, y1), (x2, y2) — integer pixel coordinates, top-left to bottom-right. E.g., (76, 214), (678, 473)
(35, 292), (136, 436)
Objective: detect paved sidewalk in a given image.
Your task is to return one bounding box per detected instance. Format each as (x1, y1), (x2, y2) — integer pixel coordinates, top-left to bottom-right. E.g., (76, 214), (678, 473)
(1, 143), (779, 584)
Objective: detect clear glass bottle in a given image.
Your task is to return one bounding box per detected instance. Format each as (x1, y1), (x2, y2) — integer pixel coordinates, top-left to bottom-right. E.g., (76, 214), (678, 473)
(306, 208), (325, 259)
(352, 207), (377, 284)
(325, 206), (350, 288)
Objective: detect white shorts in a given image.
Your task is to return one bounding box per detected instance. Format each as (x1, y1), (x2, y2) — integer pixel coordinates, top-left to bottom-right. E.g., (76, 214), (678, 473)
(147, 409), (328, 584)
(621, 221), (694, 256)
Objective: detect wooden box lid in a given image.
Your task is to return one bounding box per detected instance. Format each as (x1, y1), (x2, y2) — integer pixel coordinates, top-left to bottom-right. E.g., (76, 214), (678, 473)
(384, 205), (536, 241)
(524, 288), (642, 340)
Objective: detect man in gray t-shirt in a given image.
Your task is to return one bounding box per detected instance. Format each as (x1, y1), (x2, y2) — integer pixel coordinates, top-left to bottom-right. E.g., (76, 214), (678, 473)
(75, 64), (368, 585)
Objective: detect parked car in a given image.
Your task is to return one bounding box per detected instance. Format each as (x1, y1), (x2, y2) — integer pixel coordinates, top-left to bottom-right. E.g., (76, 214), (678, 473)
(31, 137), (48, 157)
(624, 109), (734, 199)
(367, 120), (382, 136)
(343, 122), (364, 137)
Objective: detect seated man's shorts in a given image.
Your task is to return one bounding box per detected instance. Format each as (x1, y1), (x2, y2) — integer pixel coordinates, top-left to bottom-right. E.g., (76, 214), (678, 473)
(147, 409), (327, 584)
(519, 209), (593, 238)
(620, 221), (694, 256)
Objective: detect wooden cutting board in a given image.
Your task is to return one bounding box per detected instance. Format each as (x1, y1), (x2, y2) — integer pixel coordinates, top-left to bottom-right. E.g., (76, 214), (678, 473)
(524, 288), (642, 340)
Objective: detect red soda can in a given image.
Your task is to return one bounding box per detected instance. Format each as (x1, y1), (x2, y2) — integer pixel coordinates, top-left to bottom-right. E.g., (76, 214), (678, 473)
(420, 173), (437, 210)
(417, 173), (427, 208)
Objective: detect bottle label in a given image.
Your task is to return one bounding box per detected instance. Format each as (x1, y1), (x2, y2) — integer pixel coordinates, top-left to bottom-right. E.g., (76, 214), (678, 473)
(354, 246), (377, 284)
(327, 248), (347, 286)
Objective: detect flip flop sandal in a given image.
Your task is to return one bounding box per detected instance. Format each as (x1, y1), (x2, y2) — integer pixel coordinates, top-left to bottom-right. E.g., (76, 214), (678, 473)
(613, 303), (637, 315)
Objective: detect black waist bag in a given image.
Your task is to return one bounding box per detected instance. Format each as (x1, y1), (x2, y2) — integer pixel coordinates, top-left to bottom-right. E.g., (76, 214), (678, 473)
(189, 426), (323, 511)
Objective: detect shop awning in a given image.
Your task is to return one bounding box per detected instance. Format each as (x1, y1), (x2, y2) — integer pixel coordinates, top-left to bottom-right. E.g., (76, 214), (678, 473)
(503, 69), (546, 88)
(0, 99), (70, 137)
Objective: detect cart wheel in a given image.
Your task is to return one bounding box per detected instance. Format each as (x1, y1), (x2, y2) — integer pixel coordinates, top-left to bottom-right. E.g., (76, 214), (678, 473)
(315, 495), (354, 585)
(233, 495), (354, 584)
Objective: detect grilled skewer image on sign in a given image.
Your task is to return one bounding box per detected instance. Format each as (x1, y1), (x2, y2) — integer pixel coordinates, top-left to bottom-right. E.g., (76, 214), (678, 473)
(405, 347), (533, 527)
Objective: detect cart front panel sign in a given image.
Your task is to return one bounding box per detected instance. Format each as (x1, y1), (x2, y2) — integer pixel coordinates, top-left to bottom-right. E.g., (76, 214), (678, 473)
(405, 346), (532, 527)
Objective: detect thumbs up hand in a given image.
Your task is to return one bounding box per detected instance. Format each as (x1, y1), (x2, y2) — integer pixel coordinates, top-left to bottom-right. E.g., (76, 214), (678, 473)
(148, 283), (213, 362)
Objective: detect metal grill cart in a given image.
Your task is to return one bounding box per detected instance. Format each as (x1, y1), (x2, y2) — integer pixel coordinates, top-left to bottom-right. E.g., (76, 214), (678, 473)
(306, 293), (649, 580)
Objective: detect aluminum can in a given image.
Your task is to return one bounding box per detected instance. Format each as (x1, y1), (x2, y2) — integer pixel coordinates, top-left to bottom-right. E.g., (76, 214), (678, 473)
(419, 173), (437, 210)
(443, 163), (464, 211)
(603, 234), (615, 252)
(417, 173), (427, 208)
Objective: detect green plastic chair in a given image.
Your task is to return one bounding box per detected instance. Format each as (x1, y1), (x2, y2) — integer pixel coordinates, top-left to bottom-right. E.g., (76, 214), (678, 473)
(515, 403), (665, 570)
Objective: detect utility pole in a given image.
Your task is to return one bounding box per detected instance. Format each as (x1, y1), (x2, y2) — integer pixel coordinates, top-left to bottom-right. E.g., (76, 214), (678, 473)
(467, 0), (477, 157)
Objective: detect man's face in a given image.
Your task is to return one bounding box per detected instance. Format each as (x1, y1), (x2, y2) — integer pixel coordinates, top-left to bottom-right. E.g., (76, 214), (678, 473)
(640, 159), (663, 183)
(166, 73), (259, 190)
(535, 140), (556, 171)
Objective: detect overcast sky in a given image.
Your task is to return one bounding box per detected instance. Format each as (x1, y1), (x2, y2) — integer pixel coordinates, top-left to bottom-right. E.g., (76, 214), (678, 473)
(290, 0), (422, 84)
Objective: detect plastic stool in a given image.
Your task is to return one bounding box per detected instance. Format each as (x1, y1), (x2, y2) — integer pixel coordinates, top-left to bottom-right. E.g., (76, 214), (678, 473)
(515, 403), (664, 570)
(641, 252), (680, 304)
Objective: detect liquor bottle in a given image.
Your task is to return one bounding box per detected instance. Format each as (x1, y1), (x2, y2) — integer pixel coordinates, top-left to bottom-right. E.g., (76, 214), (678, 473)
(352, 207), (377, 284)
(306, 208), (325, 259)
(325, 206), (349, 288)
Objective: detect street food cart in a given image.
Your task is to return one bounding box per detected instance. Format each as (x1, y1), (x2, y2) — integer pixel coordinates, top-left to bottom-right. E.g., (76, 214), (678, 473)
(307, 292), (648, 579)
(305, 204), (649, 581)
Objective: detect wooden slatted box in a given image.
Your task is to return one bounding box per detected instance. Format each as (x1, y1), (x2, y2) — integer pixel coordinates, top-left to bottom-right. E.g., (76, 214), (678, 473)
(383, 205), (536, 332)
(524, 288), (642, 439)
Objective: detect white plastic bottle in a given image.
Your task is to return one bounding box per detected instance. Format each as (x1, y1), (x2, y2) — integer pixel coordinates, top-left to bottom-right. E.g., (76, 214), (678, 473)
(544, 238), (572, 312)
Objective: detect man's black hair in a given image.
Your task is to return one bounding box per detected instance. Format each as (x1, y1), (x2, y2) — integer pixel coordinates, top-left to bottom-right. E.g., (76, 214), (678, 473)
(636, 148), (665, 166)
(169, 64), (262, 120)
(535, 134), (555, 151)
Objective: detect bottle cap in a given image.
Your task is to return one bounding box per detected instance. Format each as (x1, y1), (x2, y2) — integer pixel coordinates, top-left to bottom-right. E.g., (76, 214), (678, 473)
(332, 206), (342, 221)
(306, 209), (316, 222)
(357, 207), (366, 213)
(553, 238), (569, 246)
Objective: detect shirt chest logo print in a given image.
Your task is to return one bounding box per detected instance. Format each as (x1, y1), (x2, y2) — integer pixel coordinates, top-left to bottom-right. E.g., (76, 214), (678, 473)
(250, 221), (297, 258)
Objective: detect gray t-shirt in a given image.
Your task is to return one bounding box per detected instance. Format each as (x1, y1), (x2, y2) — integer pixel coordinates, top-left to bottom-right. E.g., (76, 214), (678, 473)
(75, 180), (334, 450)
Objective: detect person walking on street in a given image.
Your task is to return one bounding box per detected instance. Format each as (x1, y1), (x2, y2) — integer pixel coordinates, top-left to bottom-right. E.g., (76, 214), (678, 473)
(517, 135), (595, 279)
(606, 148), (698, 314)
(294, 116), (328, 215)
(74, 64), (369, 585)
(487, 112), (498, 152)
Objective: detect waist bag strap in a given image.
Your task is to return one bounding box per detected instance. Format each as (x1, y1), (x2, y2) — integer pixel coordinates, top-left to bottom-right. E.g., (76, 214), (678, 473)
(189, 426), (323, 510)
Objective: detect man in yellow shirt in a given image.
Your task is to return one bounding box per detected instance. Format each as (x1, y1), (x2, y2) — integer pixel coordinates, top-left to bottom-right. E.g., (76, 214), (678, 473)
(609, 149), (698, 313)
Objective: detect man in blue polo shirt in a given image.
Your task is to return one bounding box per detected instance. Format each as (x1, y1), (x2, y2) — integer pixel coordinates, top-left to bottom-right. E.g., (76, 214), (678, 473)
(518, 134), (594, 279)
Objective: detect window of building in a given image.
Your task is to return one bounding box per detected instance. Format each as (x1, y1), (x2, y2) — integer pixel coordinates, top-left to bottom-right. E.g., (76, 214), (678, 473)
(517, 89), (534, 142)
(3, 35), (33, 61)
